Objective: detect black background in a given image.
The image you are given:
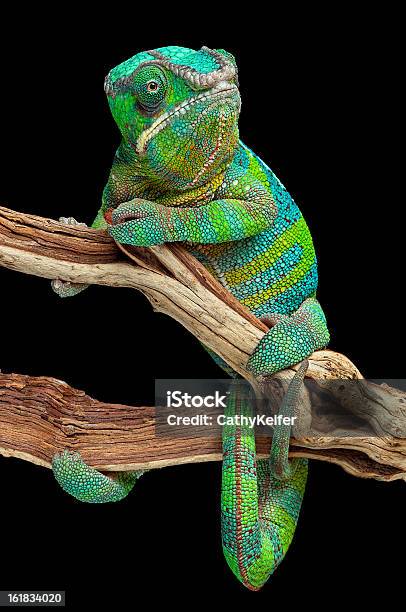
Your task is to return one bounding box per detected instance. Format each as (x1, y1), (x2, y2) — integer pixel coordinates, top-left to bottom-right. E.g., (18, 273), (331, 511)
(0, 6), (403, 608)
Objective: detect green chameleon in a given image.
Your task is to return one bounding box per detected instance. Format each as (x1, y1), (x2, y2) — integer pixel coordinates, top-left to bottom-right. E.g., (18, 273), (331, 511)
(51, 46), (330, 591)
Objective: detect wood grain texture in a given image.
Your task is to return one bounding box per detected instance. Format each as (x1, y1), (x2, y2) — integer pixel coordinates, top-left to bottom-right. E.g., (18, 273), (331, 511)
(0, 206), (405, 482)
(0, 372), (404, 482)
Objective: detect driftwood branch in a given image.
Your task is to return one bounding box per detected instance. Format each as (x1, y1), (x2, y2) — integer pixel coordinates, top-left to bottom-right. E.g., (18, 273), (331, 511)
(0, 206), (405, 482)
(0, 371), (405, 482)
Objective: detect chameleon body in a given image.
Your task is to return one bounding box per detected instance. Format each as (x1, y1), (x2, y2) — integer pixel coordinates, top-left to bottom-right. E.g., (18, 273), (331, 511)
(52, 46), (329, 590)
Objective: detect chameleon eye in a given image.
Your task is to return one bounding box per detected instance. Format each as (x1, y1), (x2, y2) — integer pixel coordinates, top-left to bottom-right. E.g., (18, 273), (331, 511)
(147, 80), (159, 92)
(134, 65), (167, 112)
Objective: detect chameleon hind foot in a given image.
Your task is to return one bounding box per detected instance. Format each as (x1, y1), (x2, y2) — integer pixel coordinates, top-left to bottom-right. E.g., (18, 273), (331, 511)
(51, 217), (89, 298)
(52, 450), (143, 503)
(268, 359), (308, 480)
(247, 297), (330, 379)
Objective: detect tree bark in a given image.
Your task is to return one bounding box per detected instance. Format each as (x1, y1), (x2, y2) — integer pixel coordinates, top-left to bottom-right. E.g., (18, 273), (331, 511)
(0, 206), (405, 482)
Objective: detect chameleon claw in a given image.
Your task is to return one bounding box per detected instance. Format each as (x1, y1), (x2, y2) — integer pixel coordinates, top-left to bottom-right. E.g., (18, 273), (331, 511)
(51, 279), (63, 291)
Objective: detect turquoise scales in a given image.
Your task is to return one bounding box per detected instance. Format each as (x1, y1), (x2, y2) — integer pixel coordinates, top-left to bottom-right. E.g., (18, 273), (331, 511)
(51, 46), (330, 590)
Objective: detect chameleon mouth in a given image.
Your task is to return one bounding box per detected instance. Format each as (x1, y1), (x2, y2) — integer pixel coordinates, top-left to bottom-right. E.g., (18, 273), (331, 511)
(135, 81), (239, 154)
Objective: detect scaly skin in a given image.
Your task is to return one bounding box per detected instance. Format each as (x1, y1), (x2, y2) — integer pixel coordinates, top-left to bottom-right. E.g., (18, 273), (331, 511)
(222, 362), (309, 590)
(52, 46), (330, 589)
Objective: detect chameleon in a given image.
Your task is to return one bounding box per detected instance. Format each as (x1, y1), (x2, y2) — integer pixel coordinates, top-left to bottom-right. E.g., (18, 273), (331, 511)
(51, 46), (330, 590)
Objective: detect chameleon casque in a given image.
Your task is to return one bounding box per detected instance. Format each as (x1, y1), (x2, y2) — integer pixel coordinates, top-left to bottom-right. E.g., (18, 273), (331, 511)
(51, 46), (330, 590)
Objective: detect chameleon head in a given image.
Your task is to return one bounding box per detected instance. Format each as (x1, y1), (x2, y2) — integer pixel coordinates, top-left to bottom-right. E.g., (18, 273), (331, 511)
(104, 46), (241, 189)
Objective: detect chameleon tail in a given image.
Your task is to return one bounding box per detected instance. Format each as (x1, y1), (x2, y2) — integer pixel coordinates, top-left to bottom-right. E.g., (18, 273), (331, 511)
(221, 368), (308, 591)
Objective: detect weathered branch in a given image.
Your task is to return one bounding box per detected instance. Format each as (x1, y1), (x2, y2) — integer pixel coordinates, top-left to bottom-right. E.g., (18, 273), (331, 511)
(0, 206), (405, 482)
(0, 371), (405, 482)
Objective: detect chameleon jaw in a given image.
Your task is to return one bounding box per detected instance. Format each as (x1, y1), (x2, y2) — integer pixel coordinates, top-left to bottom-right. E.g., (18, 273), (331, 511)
(135, 81), (239, 155)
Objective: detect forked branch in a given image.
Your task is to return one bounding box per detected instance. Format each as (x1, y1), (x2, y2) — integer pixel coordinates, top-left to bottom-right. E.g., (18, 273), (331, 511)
(0, 206), (405, 482)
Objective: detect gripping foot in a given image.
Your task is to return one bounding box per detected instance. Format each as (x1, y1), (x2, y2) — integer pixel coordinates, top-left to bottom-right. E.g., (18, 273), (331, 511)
(269, 359), (309, 480)
(247, 297), (329, 378)
(52, 450), (143, 503)
(51, 278), (89, 298)
(51, 217), (89, 298)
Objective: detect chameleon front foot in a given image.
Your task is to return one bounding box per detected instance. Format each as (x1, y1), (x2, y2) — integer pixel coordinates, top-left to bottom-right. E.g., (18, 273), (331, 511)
(51, 278), (89, 298)
(51, 217), (89, 298)
(52, 450), (143, 503)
